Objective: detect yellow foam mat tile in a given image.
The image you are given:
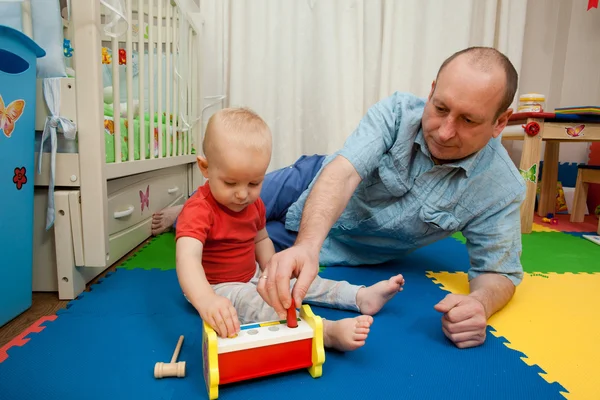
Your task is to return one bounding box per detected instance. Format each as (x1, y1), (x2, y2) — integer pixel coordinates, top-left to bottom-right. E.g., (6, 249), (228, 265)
(426, 271), (600, 400)
(532, 222), (559, 232)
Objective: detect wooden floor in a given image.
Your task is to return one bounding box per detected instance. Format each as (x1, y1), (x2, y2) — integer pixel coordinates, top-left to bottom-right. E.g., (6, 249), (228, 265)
(0, 239), (151, 348)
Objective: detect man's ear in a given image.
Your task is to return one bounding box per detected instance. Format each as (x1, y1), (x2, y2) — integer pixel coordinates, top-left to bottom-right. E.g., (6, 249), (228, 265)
(428, 80), (436, 100)
(492, 108), (513, 138)
(197, 156), (209, 178)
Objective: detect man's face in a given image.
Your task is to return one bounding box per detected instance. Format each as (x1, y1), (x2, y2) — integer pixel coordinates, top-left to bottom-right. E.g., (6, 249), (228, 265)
(421, 58), (512, 162)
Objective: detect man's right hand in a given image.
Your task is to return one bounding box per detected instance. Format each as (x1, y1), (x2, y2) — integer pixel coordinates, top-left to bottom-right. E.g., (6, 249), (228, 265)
(197, 294), (240, 338)
(257, 244), (320, 319)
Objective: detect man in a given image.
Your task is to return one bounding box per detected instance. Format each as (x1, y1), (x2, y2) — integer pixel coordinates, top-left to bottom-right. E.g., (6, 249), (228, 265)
(255, 46), (525, 349)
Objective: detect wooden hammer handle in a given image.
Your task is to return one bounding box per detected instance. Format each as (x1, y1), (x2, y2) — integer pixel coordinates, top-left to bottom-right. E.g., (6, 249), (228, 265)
(170, 335), (184, 363)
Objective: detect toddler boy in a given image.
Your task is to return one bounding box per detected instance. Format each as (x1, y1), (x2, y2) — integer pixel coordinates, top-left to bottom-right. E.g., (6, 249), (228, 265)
(175, 107), (405, 351)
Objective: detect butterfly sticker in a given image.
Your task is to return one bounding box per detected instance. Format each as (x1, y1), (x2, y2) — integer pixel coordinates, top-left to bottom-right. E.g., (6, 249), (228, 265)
(139, 185), (150, 211)
(0, 94), (25, 138)
(519, 163), (537, 183)
(565, 124), (585, 138)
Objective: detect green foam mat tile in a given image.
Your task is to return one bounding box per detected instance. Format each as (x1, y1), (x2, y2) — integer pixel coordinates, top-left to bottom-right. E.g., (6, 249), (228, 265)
(451, 232), (466, 244)
(450, 230), (598, 274)
(118, 230), (326, 273)
(119, 232), (176, 271)
(521, 231), (600, 274)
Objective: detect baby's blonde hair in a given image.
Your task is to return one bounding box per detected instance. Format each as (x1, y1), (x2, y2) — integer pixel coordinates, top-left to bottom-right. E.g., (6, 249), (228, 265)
(203, 107), (272, 160)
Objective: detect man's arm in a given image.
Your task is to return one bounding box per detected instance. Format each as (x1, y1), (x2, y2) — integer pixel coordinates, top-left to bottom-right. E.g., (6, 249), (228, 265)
(294, 156), (362, 253)
(258, 92), (411, 316)
(463, 190), (524, 298)
(434, 189), (524, 348)
(289, 93), (415, 253)
(469, 273), (515, 319)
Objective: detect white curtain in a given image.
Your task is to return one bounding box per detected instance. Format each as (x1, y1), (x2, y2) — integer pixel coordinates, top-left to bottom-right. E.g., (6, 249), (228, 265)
(200, 0), (528, 171)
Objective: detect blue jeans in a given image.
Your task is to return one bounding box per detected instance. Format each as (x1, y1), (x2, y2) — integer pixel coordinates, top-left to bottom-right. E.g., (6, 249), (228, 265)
(174, 154), (326, 252)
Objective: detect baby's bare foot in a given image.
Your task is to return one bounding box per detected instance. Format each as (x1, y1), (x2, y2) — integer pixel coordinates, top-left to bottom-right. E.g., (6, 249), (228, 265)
(151, 205), (184, 235)
(323, 315), (373, 352)
(356, 274), (405, 315)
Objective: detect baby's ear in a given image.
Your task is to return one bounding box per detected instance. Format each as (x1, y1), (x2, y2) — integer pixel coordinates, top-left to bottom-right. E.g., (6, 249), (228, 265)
(197, 156), (209, 178)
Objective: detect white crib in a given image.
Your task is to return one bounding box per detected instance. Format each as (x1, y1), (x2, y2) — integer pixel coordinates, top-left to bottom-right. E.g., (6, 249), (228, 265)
(23, 0), (206, 299)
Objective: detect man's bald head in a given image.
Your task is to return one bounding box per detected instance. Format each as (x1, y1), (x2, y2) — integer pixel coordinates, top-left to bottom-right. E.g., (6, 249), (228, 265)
(435, 47), (518, 119)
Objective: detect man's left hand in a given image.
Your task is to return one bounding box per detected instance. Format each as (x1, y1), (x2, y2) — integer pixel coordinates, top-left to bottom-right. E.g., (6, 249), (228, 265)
(433, 293), (487, 348)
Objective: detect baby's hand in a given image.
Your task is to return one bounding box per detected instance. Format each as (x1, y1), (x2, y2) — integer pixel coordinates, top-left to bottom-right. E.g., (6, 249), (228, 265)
(198, 295), (240, 338)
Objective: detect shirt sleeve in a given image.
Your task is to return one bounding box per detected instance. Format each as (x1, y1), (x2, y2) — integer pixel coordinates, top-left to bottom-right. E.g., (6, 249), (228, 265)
(255, 198), (266, 231)
(461, 190), (525, 286)
(175, 198), (214, 243)
(338, 91), (419, 179)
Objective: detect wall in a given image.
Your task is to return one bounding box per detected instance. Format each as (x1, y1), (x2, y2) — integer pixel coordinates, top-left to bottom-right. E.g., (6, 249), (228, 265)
(196, 1), (599, 166)
(504, 0), (600, 167)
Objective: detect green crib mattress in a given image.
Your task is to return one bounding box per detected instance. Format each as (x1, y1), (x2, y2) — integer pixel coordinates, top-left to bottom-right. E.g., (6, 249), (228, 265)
(103, 104), (195, 163)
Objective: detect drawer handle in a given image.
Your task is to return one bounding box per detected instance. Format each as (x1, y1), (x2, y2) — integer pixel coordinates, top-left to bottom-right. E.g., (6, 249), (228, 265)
(113, 206), (135, 219)
(167, 186), (179, 194)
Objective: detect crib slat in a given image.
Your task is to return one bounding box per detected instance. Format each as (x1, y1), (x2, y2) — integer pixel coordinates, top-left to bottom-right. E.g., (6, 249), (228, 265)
(138, 0), (145, 160)
(21, 1), (33, 38)
(148, 0), (155, 159)
(191, 31), (198, 157)
(111, 36), (122, 163)
(187, 26), (193, 155)
(126, 0), (134, 162)
(165, 1), (172, 158)
(172, 7), (180, 157)
(157, 0), (163, 159)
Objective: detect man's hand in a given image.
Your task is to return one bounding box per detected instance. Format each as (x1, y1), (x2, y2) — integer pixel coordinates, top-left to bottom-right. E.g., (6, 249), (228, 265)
(256, 244), (320, 319)
(433, 293), (487, 349)
(197, 294), (240, 338)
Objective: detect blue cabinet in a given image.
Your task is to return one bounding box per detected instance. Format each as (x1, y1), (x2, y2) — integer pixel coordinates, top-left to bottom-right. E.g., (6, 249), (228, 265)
(0, 25), (45, 326)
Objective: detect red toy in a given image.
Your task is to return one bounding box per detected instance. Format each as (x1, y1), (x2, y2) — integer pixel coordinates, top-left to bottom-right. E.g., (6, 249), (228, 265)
(202, 304), (325, 399)
(118, 48), (126, 65)
(523, 121), (541, 136)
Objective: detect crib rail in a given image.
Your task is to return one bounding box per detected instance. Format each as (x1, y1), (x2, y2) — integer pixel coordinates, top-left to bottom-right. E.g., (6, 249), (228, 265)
(16, 0), (202, 268)
(96, 0), (201, 169)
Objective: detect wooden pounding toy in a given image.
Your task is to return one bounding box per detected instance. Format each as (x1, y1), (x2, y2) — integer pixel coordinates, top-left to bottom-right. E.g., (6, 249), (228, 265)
(154, 335), (186, 378)
(202, 304), (325, 399)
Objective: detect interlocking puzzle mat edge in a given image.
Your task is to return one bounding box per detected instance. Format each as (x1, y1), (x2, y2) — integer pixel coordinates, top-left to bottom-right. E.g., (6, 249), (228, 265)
(0, 232), (174, 364)
(0, 266), (570, 400)
(0, 315), (56, 364)
(426, 270), (600, 400)
(450, 230), (600, 274)
(119, 232), (177, 271)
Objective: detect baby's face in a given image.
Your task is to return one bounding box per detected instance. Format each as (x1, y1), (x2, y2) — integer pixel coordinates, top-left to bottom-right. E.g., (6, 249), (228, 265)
(208, 148), (270, 213)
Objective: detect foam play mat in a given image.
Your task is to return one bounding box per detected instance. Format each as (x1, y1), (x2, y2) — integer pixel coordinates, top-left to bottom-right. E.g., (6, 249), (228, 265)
(0, 227), (598, 399)
(426, 271), (600, 400)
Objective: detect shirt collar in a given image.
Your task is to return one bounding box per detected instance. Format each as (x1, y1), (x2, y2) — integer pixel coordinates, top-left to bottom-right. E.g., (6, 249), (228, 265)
(413, 127), (483, 178)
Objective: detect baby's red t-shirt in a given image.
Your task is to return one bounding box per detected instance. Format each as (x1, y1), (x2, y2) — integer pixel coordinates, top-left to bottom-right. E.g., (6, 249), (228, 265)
(175, 181), (266, 284)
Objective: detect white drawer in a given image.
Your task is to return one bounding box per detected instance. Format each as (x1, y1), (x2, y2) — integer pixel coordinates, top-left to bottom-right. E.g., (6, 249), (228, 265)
(107, 165), (188, 235)
(107, 193), (186, 266)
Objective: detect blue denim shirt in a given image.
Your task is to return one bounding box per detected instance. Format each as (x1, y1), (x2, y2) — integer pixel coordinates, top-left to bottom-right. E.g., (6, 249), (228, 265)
(285, 92), (526, 285)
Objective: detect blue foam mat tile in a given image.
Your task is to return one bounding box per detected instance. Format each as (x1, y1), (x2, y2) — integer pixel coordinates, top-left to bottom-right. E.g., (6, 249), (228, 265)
(55, 268), (188, 317)
(0, 270), (206, 400)
(561, 231), (598, 239)
(0, 253), (567, 400)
